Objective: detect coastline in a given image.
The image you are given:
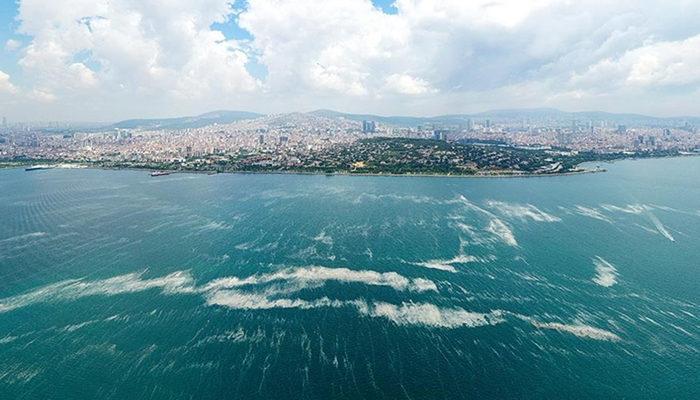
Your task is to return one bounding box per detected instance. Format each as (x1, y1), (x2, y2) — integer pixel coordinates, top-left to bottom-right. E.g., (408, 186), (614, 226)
(4, 153), (698, 180)
(1, 162), (603, 179)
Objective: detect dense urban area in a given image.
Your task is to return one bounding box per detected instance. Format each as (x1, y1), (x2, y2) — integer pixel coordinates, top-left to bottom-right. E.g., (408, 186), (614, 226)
(1, 110), (698, 176)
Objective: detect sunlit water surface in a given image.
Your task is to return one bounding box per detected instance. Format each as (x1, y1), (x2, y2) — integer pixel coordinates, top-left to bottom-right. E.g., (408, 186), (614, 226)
(0, 157), (698, 399)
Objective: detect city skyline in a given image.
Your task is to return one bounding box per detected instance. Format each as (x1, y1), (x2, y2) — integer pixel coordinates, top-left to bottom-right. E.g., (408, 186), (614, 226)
(2, 0), (700, 121)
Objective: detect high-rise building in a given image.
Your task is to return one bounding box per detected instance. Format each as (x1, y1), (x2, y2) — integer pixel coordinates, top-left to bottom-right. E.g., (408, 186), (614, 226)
(362, 120), (376, 133)
(258, 134), (265, 145)
(432, 130), (448, 141)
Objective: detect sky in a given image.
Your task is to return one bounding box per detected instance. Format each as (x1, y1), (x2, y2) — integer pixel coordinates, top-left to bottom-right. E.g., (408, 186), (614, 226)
(1, 0), (700, 122)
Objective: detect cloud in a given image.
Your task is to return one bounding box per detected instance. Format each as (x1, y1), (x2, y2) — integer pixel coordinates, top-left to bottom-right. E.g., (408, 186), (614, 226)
(4, 39), (21, 52)
(237, 0), (700, 113)
(6, 0), (700, 119)
(384, 74), (434, 95)
(16, 0), (259, 108)
(0, 71), (17, 94)
(570, 34), (700, 90)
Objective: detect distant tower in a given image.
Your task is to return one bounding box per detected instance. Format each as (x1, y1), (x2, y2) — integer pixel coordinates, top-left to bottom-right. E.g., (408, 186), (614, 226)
(485, 119), (491, 129)
(258, 134), (265, 145)
(362, 120), (376, 133)
(433, 130), (448, 141)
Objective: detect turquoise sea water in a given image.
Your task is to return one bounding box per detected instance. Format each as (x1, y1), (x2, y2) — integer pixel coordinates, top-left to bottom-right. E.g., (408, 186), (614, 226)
(0, 157), (698, 399)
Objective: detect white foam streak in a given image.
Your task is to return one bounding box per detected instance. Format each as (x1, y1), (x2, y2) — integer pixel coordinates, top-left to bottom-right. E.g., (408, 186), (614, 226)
(2, 269), (628, 342)
(646, 209), (675, 242)
(206, 293), (505, 330)
(202, 266), (437, 293)
(206, 290), (358, 310)
(452, 195), (493, 216)
(0, 232), (48, 243)
(0, 271), (195, 313)
(414, 254), (476, 273)
(600, 204), (646, 214)
(486, 201), (560, 222)
(592, 256), (618, 287)
(486, 218), (518, 246)
(574, 206), (613, 223)
(529, 320), (621, 341)
(363, 302), (505, 328)
(313, 230), (333, 246)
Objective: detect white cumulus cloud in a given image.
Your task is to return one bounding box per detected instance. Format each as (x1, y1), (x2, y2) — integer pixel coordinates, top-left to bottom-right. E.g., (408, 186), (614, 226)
(5, 0), (700, 119)
(0, 70), (17, 94)
(4, 39), (21, 52)
(16, 0), (259, 113)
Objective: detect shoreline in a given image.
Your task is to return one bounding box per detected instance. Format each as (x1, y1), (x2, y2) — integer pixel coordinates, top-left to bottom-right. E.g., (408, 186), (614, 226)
(3, 162), (604, 179)
(3, 153), (698, 180)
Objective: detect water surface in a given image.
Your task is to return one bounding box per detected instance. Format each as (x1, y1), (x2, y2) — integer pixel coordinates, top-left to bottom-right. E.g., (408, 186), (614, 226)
(0, 157), (698, 399)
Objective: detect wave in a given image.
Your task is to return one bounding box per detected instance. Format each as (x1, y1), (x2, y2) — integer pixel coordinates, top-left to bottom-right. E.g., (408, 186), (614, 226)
(414, 255), (473, 273)
(194, 327), (266, 346)
(362, 302), (505, 328)
(600, 204), (646, 214)
(486, 218), (518, 246)
(208, 297), (620, 341)
(0, 271), (196, 313)
(313, 230), (333, 246)
(485, 201), (561, 222)
(0, 335), (17, 344)
(202, 266), (437, 293)
(351, 193), (439, 205)
(645, 209), (675, 242)
(592, 256), (618, 287)
(528, 320), (621, 341)
(574, 206), (613, 223)
(207, 292), (505, 329)
(2, 269), (626, 342)
(59, 319), (101, 333)
(196, 220), (233, 232)
(454, 222), (492, 245)
(0, 232), (49, 243)
(451, 195), (493, 216)
(414, 260), (458, 273)
(206, 290), (358, 310)
(414, 249), (495, 273)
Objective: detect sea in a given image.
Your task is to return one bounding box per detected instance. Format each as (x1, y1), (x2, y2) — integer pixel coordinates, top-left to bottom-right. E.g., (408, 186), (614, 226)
(0, 156), (698, 399)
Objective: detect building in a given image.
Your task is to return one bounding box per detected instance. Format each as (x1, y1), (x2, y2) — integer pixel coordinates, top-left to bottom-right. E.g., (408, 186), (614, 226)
(362, 120), (376, 133)
(459, 119), (473, 131)
(432, 130), (448, 141)
(258, 134), (265, 145)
